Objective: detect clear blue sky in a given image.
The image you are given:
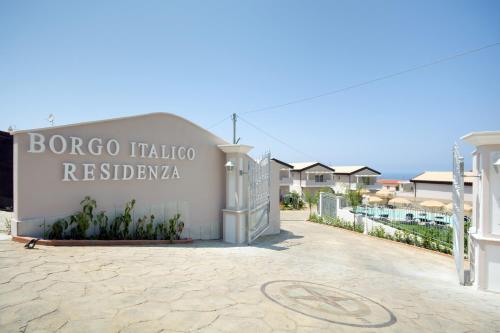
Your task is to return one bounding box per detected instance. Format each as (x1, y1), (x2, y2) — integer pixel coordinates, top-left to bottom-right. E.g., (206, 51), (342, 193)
(1, 1), (499, 176)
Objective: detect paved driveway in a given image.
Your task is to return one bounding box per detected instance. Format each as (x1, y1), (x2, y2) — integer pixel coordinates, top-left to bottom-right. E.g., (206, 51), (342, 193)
(0, 212), (499, 332)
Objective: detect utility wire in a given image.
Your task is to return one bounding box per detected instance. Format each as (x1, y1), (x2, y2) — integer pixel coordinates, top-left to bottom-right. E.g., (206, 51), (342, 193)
(237, 114), (317, 161)
(242, 42), (500, 115)
(206, 115), (232, 130)
(208, 42), (500, 157)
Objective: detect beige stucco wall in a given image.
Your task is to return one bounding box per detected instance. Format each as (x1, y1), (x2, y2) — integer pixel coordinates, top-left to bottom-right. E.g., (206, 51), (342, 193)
(13, 113), (227, 239)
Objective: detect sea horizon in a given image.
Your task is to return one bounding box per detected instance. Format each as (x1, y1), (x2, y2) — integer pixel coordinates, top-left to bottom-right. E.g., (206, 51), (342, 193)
(379, 171), (421, 181)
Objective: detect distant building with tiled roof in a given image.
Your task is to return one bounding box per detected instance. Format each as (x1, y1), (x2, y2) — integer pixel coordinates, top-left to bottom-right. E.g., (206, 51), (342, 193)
(274, 159), (381, 197)
(410, 171), (473, 202)
(329, 165), (381, 193)
(377, 179), (414, 192)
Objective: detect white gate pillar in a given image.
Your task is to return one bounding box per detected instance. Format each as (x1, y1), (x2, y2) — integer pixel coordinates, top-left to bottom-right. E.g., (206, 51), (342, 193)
(462, 131), (500, 292)
(218, 144), (253, 244)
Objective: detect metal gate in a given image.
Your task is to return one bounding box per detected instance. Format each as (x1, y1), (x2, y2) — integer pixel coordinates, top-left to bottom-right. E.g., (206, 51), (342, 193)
(247, 152), (271, 244)
(452, 143), (465, 285)
(318, 192), (337, 218)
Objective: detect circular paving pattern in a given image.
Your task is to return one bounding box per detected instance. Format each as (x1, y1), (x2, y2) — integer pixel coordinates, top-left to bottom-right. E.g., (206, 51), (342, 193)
(261, 280), (396, 328)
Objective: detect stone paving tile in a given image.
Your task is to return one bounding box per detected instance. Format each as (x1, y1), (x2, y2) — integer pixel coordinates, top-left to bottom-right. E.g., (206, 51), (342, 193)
(0, 214), (499, 332)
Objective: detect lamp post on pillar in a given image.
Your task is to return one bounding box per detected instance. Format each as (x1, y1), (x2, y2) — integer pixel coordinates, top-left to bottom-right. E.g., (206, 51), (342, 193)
(218, 144), (253, 244)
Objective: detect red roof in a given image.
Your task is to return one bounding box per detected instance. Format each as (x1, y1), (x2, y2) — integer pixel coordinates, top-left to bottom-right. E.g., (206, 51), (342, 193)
(377, 179), (401, 185)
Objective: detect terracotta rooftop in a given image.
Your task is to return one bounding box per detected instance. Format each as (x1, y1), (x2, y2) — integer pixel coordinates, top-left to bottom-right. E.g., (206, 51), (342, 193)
(377, 179), (401, 185)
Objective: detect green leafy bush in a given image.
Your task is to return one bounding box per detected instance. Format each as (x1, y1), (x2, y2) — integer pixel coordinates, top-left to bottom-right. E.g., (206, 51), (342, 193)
(48, 219), (68, 239)
(308, 214), (364, 233)
(45, 197), (185, 241)
(369, 226), (390, 239)
(93, 211), (109, 240)
(283, 191), (304, 210)
(109, 199), (136, 240)
(370, 223), (452, 255)
(135, 214), (156, 240)
(156, 213), (184, 242)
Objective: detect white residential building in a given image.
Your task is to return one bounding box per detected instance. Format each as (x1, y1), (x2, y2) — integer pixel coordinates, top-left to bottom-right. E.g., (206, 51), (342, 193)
(330, 166), (381, 193)
(289, 162), (336, 197)
(273, 159), (381, 197)
(410, 171), (473, 202)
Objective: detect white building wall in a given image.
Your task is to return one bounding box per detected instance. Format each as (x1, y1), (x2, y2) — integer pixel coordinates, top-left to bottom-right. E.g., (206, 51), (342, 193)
(333, 174), (350, 193)
(415, 182), (472, 202)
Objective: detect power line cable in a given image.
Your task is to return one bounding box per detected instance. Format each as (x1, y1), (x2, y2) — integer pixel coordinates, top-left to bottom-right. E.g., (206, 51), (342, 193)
(206, 115), (232, 130)
(242, 42), (500, 115)
(237, 114), (318, 161)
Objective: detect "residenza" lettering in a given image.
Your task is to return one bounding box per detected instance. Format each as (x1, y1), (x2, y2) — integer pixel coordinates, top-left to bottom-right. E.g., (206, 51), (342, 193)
(62, 163), (180, 182)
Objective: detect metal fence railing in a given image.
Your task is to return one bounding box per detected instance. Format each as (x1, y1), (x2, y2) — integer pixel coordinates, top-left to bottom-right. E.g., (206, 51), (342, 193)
(354, 205), (470, 253)
(314, 188), (470, 255)
(318, 193), (338, 218)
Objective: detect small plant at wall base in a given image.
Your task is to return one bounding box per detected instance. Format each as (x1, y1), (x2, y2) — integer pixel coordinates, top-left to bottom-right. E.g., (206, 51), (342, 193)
(156, 213), (184, 242)
(45, 197), (186, 241)
(135, 214), (156, 240)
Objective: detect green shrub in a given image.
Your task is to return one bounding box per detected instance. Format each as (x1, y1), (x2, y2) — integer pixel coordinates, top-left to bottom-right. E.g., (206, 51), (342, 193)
(93, 211), (109, 240)
(109, 199), (136, 240)
(45, 197), (189, 241)
(156, 213), (184, 242)
(284, 191), (304, 210)
(309, 214), (363, 233)
(309, 213), (323, 223)
(369, 226), (387, 238)
(135, 214), (156, 240)
(48, 219), (68, 240)
(47, 196), (96, 240)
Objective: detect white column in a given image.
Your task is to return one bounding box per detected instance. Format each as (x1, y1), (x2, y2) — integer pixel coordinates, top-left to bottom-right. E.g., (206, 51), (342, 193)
(218, 144), (253, 244)
(462, 132), (500, 293)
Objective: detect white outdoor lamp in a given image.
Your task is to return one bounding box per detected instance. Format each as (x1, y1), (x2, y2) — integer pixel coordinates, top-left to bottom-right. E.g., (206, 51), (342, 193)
(224, 161), (235, 172)
(493, 156), (500, 173)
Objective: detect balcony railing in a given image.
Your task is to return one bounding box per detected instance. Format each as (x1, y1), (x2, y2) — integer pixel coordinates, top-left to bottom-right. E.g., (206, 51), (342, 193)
(279, 177), (293, 185)
(303, 180), (335, 187)
(349, 183), (382, 191)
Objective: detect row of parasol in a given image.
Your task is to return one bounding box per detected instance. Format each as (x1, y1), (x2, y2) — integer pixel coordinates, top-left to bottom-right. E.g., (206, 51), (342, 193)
(363, 189), (472, 213)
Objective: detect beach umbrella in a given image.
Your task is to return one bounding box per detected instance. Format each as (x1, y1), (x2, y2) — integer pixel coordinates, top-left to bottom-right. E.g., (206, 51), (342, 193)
(368, 196), (383, 204)
(445, 202), (472, 212)
(375, 189), (394, 199)
(359, 189), (370, 194)
(388, 197), (412, 206)
(419, 200), (445, 210)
